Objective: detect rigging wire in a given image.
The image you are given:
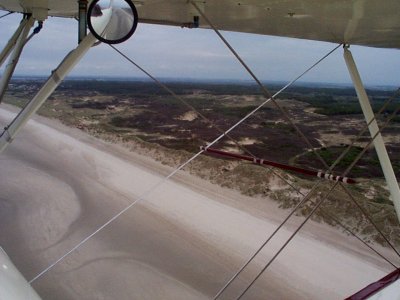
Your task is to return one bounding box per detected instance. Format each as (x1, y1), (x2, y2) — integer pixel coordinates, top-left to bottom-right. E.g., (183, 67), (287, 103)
(235, 102), (400, 300)
(235, 105), (400, 299)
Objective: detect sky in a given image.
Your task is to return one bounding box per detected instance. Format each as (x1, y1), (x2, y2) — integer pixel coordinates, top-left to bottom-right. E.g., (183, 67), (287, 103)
(1, 13), (400, 86)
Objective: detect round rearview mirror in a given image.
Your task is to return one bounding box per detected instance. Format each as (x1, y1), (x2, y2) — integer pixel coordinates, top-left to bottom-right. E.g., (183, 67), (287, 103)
(87, 0), (138, 44)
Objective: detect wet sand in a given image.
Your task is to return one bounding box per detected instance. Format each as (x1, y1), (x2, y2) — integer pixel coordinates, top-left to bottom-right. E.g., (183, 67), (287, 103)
(0, 105), (396, 299)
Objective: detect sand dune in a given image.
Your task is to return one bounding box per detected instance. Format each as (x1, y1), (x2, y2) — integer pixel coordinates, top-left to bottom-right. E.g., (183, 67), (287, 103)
(0, 105), (396, 300)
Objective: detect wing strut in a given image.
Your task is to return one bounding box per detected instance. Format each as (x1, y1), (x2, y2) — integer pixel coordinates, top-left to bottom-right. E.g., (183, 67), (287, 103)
(0, 33), (97, 154)
(343, 46), (400, 223)
(0, 15), (29, 68)
(0, 14), (34, 103)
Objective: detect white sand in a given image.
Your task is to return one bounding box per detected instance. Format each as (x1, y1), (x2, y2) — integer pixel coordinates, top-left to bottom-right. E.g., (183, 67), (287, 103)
(0, 105), (397, 300)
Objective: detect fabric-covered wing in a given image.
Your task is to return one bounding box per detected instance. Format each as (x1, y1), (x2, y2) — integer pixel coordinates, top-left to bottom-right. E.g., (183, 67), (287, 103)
(0, 0), (399, 49)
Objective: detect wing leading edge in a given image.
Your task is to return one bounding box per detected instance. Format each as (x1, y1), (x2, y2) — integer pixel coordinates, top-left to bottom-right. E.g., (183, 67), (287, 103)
(0, 0), (399, 48)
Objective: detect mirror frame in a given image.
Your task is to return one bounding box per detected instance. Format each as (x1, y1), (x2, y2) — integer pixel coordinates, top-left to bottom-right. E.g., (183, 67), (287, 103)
(87, 0), (139, 44)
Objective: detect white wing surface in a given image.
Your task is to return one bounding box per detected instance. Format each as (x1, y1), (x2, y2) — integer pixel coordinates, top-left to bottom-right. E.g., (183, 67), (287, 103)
(0, 0), (399, 49)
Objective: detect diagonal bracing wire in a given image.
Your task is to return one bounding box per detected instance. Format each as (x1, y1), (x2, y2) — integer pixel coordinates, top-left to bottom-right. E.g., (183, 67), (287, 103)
(235, 103), (400, 299)
(110, 41), (397, 299)
(116, 41), (400, 290)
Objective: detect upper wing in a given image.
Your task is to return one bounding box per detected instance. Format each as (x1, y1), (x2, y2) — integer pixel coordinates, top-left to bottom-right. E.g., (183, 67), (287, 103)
(0, 0), (399, 49)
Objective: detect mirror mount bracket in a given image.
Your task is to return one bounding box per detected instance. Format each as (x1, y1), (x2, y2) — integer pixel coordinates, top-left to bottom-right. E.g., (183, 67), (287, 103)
(78, 0), (88, 43)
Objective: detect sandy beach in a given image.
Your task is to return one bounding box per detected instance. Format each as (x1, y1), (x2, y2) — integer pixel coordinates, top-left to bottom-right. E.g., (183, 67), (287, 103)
(0, 104), (397, 300)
